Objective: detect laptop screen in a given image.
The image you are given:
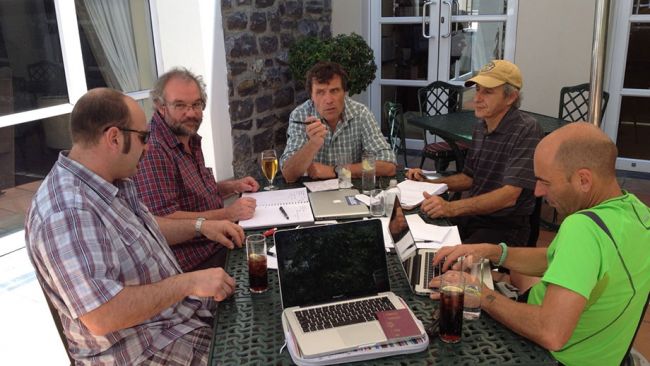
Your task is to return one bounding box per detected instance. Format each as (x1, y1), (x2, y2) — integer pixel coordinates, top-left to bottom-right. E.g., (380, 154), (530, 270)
(387, 196), (418, 261)
(275, 219), (390, 308)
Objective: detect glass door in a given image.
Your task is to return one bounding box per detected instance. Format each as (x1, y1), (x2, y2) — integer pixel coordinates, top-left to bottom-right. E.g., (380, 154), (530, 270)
(604, 0), (650, 173)
(369, 0), (518, 150)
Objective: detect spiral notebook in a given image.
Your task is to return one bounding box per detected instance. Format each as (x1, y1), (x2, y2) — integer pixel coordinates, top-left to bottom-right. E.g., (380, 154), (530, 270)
(238, 188), (315, 230)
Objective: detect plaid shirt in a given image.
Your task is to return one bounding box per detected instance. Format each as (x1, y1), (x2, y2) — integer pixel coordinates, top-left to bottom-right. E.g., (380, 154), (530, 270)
(280, 97), (396, 168)
(133, 112), (223, 271)
(25, 152), (211, 365)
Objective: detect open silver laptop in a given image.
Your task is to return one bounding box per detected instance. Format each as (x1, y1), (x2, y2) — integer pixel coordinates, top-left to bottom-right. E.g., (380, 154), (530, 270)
(308, 188), (369, 220)
(274, 219), (425, 359)
(387, 196), (439, 295)
(387, 196), (493, 295)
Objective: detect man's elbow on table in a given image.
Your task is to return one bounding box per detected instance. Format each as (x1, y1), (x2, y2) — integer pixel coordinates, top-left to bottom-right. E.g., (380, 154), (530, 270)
(376, 161), (397, 177)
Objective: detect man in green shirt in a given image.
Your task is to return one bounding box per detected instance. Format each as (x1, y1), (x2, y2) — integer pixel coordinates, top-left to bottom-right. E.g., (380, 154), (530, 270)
(430, 122), (650, 365)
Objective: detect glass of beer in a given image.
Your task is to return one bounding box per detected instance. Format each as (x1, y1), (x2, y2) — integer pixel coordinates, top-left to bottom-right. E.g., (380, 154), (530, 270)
(260, 149), (278, 190)
(246, 234), (268, 293)
(439, 270), (465, 343)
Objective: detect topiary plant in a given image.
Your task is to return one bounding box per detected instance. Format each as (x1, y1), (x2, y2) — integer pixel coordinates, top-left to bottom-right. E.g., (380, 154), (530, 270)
(288, 33), (377, 96)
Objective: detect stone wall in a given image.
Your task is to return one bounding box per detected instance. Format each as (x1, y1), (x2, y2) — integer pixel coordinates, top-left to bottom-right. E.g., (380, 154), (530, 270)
(221, 0), (331, 178)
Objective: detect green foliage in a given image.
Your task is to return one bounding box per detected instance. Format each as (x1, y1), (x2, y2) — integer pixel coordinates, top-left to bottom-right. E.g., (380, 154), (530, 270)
(288, 33), (377, 96)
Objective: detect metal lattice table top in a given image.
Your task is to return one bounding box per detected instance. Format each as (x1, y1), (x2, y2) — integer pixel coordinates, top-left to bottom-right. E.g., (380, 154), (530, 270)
(208, 248), (555, 365)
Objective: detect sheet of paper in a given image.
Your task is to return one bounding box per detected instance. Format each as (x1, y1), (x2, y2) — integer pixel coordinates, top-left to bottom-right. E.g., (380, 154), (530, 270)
(397, 180), (448, 209)
(379, 217), (394, 249)
(267, 255), (278, 270)
(303, 179), (339, 192)
(405, 214), (450, 242)
(355, 194), (370, 206)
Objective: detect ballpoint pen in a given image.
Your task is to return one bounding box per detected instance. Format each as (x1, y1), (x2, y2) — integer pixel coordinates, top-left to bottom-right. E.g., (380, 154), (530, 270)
(279, 206), (290, 220)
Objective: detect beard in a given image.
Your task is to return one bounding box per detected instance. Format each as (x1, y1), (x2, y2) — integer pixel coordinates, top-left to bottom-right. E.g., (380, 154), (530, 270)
(165, 115), (202, 137)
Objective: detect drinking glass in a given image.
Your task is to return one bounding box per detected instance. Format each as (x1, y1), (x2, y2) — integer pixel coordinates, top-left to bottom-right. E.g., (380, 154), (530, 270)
(336, 153), (353, 189)
(439, 270), (465, 343)
(246, 234), (268, 293)
(361, 151), (376, 194)
(370, 189), (385, 217)
(462, 256), (484, 320)
(260, 149), (278, 191)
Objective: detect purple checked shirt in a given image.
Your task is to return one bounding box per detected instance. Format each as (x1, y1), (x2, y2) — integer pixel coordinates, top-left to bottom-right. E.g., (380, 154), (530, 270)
(25, 152), (211, 365)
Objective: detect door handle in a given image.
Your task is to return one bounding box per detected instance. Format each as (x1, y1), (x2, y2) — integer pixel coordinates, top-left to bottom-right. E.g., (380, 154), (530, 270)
(422, 0), (434, 39)
(441, 0), (452, 38)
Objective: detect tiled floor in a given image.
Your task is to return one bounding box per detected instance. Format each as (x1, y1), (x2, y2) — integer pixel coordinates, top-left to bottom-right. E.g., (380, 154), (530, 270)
(0, 157), (648, 365)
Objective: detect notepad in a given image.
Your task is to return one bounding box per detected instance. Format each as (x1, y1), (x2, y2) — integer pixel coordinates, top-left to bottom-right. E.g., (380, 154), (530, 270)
(238, 188), (315, 230)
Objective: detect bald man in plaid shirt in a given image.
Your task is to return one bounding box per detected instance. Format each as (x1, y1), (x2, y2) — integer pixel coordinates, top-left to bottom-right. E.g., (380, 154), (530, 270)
(26, 88), (243, 365)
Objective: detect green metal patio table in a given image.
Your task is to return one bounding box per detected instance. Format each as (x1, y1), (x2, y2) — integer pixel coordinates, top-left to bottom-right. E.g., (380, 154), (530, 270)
(207, 177), (556, 365)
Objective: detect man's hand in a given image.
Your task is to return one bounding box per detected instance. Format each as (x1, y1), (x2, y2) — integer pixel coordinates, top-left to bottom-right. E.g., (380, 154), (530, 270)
(188, 268), (236, 301)
(420, 192), (450, 218)
(225, 197), (256, 221)
(406, 168), (426, 181)
(199, 220), (245, 249)
(432, 244), (500, 272)
(305, 117), (328, 149)
(234, 176), (260, 193)
(307, 162), (336, 179)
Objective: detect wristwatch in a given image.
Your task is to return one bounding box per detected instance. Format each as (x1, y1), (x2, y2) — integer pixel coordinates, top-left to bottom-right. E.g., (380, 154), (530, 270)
(194, 217), (206, 237)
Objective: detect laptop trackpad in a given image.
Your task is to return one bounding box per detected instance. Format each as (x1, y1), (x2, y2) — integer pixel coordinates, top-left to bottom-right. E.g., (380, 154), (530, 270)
(338, 323), (385, 347)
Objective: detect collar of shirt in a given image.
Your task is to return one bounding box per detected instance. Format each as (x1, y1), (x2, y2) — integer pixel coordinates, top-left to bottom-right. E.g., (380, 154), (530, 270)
(151, 111), (202, 153)
(58, 151), (148, 217)
(481, 107), (520, 136)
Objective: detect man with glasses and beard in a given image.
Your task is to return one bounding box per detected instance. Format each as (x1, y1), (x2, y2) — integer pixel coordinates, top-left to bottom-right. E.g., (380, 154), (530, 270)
(26, 88), (243, 364)
(134, 67), (259, 271)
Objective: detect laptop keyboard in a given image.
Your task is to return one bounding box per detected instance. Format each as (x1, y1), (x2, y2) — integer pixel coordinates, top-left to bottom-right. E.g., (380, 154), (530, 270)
(424, 252), (440, 285)
(294, 296), (396, 333)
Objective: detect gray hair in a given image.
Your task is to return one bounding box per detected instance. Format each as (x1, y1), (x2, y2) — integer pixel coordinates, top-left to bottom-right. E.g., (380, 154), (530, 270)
(150, 67), (207, 107)
(503, 83), (522, 109)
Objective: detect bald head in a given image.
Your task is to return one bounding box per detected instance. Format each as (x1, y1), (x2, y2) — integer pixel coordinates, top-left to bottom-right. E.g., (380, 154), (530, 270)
(537, 122), (617, 181)
(70, 88), (131, 147)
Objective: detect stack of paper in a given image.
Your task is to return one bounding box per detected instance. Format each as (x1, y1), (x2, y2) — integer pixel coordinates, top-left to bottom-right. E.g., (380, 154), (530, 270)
(397, 180), (448, 209)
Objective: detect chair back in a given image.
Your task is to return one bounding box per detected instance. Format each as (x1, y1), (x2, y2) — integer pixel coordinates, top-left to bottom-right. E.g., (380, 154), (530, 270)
(527, 197), (543, 247)
(383, 101), (408, 167)
(558, 83), (610, 122)
(417, 80), (464, 116)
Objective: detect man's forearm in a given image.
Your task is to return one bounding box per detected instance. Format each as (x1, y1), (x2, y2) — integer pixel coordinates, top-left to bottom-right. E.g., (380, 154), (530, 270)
(155, 216), (202, 245)
(433, 173), (473, 192)
(80, 273), (193, 336)
(481, 289), (551, 348)
(446, 185), (521, 217)
(346, 160), (396, 178)
(164, 209), (229, 223)
(282, 144), (321, 182)
(503, 247), (548, 276)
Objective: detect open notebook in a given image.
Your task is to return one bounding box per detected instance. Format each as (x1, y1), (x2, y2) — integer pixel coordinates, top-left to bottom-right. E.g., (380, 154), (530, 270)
(238, 188), (315, 229)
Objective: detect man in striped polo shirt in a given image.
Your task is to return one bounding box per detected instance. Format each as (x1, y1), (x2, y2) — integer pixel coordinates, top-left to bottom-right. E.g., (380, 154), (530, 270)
(409, 60), (543, 247)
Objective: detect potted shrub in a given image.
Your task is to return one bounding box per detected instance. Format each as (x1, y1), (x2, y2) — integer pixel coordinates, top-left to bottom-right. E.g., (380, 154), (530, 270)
(288, 33), (377, 96)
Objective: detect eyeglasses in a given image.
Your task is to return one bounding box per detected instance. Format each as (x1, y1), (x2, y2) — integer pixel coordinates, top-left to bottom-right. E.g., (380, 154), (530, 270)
(165, 101), (205, 113)
(118, 128), (150, 144)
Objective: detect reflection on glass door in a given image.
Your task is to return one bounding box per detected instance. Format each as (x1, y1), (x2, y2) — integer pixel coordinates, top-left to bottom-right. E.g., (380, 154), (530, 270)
(370, 0), (518, 150)
(605, 2), (650, 172)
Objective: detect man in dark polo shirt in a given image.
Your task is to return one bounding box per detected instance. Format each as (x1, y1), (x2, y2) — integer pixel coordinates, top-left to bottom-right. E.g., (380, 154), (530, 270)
(408, 60), (543, 247)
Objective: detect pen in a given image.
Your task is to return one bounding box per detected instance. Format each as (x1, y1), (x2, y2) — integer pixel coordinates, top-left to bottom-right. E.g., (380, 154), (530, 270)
(279, 206), (290, 220)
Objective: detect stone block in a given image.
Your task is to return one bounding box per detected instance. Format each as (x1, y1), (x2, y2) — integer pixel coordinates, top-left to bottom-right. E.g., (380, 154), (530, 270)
(255, 95), (273, 113)
(297, 19), (319, 37)
(230, 98), (254, 121)
(250, 12), (267, 33)
(227, 34), (258, 58)
(253, 130), (274, 153)
(259, 36), (278, 54)
(273, 87), (294, 108)
(237, 79), (259, 97)
(226, 12), (247, 30)
(269, 11), (281, 32)
(229, 61), (248, 76)
(255, 0), (274, 8)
